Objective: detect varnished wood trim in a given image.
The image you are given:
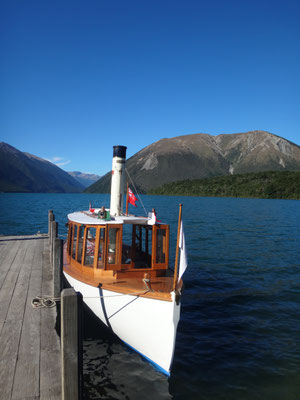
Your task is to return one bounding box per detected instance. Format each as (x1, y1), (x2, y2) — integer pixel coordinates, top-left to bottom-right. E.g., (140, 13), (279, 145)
(82, 224), (88, 266)
(64, 247), (172, 302)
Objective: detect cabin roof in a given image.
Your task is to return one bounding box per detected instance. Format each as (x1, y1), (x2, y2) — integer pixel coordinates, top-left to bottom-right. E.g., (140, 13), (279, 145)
(67, 211), (154, 225)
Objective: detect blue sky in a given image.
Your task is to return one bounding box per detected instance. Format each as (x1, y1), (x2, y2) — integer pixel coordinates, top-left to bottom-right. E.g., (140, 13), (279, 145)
(1, 0), (299, 175)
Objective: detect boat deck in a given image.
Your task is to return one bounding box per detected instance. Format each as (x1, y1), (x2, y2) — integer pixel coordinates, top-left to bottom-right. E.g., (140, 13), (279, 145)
(63, 262), (175, 301)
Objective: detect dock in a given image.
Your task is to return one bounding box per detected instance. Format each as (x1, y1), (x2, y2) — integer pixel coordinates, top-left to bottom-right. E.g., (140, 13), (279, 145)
(0, 210), (83, 400)
(0, 234), (61, 399)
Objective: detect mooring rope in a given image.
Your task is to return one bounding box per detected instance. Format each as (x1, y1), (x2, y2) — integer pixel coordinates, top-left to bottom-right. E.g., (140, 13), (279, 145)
(31, 289), (150, 309)
(31, 296), (60, 309)
(85, 289), (150, 299)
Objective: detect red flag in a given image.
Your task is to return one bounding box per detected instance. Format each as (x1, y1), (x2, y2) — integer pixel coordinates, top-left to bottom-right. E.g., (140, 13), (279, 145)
(128, 187), (138, 207)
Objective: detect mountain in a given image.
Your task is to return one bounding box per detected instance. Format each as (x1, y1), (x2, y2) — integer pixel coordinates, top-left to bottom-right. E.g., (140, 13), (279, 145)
(86, 131), (300, 193)
(0, 142), (84, 193)
(67, 171), (101, 188)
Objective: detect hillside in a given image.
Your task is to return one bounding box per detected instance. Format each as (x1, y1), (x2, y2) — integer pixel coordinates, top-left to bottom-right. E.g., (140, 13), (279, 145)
(148, 171), (300, 200)
(0, 142), (84, 193)
(85, 131), (300, 193)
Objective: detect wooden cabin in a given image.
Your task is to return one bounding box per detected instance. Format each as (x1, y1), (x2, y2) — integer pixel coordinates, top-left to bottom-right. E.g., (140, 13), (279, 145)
(64, 214), (174, 301)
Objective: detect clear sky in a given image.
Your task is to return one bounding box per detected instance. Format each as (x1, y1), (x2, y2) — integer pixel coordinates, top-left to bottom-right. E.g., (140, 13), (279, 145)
(1, 0), (299, 175)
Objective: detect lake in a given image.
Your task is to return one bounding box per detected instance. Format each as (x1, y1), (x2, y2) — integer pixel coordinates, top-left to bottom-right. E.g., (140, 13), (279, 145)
(1, 193), (300, 399)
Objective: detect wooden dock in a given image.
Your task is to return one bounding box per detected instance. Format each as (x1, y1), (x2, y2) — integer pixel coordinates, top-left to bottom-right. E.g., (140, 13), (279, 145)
(0, 234), (61, 399)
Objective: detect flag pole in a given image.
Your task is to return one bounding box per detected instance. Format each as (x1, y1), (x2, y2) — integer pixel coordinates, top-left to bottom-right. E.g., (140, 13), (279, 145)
(173, 204), (183, 290)
(125, 182), (129, 216)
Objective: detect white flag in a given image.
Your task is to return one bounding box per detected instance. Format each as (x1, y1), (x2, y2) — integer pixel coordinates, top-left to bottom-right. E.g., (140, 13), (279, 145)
(178, 220), (188, 283)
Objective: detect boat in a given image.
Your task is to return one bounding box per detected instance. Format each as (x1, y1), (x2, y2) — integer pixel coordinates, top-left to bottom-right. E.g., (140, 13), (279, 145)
(63, 145), (187, 376)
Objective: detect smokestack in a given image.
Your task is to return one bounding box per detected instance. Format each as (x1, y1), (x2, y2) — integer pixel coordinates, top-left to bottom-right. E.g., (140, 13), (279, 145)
(110, 145), (127, 216)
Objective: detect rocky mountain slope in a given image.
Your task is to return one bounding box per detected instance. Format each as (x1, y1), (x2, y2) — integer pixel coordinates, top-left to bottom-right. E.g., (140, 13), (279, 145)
(0, 142), (84, 192)
(86, 131), (300, 193)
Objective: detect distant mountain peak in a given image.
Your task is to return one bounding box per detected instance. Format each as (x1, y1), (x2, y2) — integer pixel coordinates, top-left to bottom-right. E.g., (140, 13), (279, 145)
(67, 171), (101, 188)
(86, 131), (300, 193)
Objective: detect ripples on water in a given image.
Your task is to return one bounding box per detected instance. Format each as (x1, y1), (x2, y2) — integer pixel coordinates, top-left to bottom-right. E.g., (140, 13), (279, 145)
(1, 193), (300, 399)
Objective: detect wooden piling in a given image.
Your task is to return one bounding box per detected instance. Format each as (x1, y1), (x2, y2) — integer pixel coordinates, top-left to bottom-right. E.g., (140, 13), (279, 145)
(53, 238), (63, 299)
(48, 210), (54, 235)
(48, 210), (54, 246)
(50, 220), (58, 267)
(61, 288), (83, 400)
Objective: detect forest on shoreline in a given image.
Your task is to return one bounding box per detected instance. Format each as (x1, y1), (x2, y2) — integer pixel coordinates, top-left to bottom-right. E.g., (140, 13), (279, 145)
(148, 171), (300, 200)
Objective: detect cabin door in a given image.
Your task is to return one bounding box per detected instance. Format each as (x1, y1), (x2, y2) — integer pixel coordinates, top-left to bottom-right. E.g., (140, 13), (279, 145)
(105, 224), (122, 270)
(152, 224), (169, 269)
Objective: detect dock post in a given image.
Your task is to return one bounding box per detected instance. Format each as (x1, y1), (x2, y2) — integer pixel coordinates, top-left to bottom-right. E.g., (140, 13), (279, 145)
(61, 288), (83, 400)
(48, 210), (54, 242)
(50, 221), (58, 268)
(53, 238), (63, 299)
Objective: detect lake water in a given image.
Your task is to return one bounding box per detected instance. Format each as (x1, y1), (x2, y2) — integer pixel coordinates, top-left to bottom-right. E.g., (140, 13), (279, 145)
(1, 193), (300, 400)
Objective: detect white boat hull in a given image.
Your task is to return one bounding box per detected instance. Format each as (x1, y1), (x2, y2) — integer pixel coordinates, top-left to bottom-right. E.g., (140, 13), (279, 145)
(64, 271), (181, 375)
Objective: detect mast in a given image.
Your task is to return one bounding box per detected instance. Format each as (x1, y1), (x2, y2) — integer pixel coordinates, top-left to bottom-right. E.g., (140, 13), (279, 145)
(110, 145), (127, 216)
(125, 182), (129, 216)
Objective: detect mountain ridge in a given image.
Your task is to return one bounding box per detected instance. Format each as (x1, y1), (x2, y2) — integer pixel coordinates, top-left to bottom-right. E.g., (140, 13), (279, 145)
(0, 142), (84, 193)
(86, 131), (300, 193)
(67, 171), (101, 188)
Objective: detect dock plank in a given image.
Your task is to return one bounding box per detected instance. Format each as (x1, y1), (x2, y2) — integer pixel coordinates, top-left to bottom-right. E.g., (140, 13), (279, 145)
(12, 238), (42, 399)
(0, 240), (25, 335)
(0, 238), (22, 292)
(0, 238), (34, 399)
(0, 238), (19, 274)
(40, 239), (61, 400)
(0, 239), (29, 333)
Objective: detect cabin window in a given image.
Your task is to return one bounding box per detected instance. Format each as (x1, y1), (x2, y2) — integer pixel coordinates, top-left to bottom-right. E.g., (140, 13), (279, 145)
(156, 228), (166, 263)
(77, 225), (84, 263)
(108, 227), (117, 265)
(67, 224), (73, 255)
(72, 225), (78, 259)
(97, 228), (105, 269)
(121, 224), (133, 264)
(84, 227), (96, 267)
(105, 225), (122, 268)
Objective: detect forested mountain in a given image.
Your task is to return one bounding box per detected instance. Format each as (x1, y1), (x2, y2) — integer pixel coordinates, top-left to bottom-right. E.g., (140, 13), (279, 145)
(148, 171), (300, 200)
